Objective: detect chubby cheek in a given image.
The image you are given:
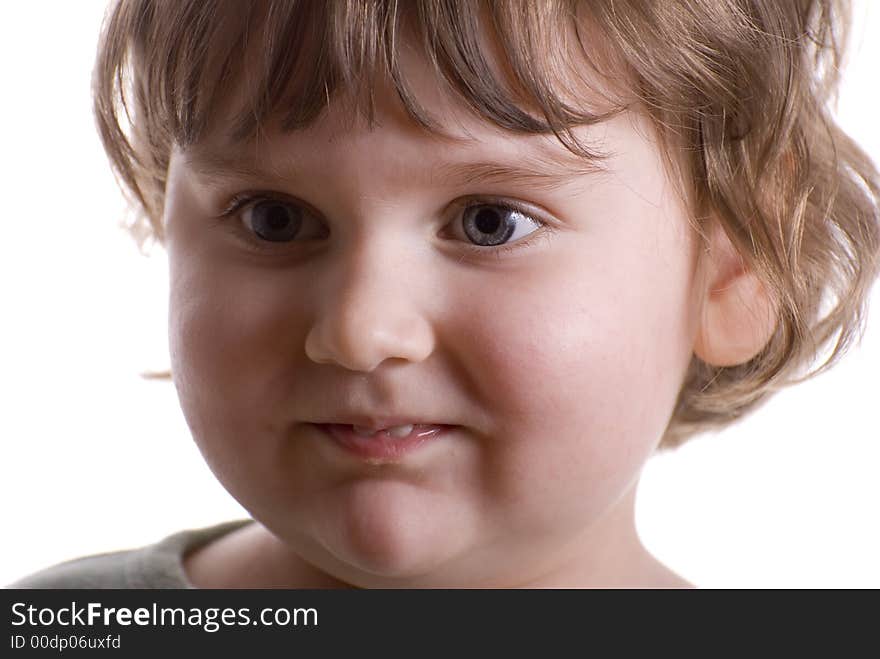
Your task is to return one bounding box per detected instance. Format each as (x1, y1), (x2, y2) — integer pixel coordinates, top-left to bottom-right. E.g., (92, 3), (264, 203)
(167, 246), (304, 485)
(463, 238), (697, 530)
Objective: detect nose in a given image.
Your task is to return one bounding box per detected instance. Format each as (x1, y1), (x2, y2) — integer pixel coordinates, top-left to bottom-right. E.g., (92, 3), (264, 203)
(303, 241), (436, 373)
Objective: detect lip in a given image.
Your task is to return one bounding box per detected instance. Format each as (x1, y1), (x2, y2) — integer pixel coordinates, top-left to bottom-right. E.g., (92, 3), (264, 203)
(312, 423), (453, 462)
(320, 416), (442, 430)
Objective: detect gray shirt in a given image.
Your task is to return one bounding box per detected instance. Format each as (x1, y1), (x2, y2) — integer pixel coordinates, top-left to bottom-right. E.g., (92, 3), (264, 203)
(8, 520), (251, 589)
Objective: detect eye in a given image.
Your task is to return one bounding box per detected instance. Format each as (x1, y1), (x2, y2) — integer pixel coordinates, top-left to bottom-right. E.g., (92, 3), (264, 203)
(242, 199), (305, 242)
(455, 202), (544, 248)
(217, 193), (327, 247)
(217, 193), (551, 257)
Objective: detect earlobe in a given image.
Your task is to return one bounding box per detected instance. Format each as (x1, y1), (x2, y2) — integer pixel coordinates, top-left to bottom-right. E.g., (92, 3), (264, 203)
(693, 222), (778, 367)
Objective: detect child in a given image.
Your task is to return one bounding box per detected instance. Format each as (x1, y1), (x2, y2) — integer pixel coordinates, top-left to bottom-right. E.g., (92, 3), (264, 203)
(12, 0), (880, 588)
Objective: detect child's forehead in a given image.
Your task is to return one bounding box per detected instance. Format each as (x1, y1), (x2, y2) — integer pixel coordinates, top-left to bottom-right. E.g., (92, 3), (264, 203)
(183, 92), (616, 198)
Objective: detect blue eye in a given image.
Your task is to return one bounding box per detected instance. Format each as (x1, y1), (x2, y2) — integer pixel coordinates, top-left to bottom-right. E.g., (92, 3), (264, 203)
(218, 193), (551, 256)
(460, 204), (541, 247)
(244, 200), (303, 242)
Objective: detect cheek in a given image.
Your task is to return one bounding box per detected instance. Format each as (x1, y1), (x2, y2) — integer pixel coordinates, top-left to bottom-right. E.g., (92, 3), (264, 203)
(167, 249), (304, 449)
(461, 232), (697, 516)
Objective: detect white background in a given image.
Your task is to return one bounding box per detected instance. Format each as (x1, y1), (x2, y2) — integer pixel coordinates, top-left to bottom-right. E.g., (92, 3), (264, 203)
(1, 1), (878, 588)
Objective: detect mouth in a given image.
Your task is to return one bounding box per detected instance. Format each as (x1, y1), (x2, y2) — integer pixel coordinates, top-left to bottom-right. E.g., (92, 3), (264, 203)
(312, 423), (454, 463)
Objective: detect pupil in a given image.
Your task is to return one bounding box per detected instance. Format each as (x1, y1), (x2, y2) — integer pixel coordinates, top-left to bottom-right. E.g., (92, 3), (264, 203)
(266, 206), (289, 230)
(252, 201), (301, 242)
(475, 208), (501, 234)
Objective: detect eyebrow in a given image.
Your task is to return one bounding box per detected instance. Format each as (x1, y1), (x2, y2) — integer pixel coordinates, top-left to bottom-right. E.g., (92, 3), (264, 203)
(184, 145), (608, 193)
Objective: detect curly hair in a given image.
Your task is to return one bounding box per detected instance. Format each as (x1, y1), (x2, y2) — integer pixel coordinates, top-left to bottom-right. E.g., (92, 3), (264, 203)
(92, 0), (880, 448)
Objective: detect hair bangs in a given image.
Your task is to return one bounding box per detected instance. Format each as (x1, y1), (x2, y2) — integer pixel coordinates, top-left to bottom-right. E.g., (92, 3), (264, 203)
(120, 0), (623, 159)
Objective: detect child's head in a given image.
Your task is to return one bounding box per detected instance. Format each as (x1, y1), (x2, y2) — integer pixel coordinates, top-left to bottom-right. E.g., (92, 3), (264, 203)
(93, 0), (880, 585)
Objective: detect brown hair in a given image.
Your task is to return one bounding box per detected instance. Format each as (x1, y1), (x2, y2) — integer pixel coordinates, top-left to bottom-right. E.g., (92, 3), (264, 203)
(93, 0), (880, 448)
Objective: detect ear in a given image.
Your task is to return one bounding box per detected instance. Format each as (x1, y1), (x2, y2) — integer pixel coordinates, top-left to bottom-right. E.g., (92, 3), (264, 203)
(693, 221), (778, 367)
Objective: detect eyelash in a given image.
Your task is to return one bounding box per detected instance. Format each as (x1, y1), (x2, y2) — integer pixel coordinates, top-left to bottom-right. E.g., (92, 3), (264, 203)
(214, 192), (556, 260)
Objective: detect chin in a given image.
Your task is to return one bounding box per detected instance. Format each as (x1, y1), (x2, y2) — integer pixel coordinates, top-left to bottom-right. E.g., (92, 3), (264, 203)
(305, 479), (473, 583)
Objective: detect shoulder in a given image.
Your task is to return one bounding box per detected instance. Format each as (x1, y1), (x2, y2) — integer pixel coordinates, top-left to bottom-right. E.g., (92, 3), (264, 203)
(8, 520), (252, 589)
(8, 550), (135, 589)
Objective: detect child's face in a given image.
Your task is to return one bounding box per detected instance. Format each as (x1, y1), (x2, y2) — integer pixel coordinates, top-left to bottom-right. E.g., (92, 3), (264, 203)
(162, 47), (706, 586)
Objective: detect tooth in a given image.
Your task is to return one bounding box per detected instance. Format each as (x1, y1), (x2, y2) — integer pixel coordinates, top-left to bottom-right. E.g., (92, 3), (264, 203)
(385, 424), (414, 438)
